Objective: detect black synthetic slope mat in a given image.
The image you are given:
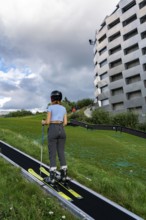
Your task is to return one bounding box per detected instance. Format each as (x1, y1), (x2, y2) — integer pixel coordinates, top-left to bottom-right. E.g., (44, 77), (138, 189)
(0, 141), (141, 220)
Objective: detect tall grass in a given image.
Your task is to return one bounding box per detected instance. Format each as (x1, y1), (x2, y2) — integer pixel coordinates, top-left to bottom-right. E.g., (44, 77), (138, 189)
(0, 115), (146, 219)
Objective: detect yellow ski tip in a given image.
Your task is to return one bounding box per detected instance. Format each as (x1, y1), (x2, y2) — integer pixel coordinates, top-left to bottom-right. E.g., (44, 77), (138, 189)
(68, 189), (83, 199)
(40, 166), (50, 176)
(58, 192), (73, 201)
(28, 168), (43, 181)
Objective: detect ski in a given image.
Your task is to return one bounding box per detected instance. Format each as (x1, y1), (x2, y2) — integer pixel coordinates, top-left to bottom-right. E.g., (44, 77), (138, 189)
(28, 168), (72, 202)
(40, 166), (83, 199)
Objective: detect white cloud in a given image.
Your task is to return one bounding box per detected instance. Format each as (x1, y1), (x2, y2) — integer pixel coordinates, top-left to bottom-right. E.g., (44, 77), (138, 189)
(0, 0), (120, 111)
(0, 96), (11, 108)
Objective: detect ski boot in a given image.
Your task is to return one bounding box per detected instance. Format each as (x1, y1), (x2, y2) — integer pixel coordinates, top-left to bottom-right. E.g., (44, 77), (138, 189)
(60, 168), (69, 188)
(44, 170), (56, 187)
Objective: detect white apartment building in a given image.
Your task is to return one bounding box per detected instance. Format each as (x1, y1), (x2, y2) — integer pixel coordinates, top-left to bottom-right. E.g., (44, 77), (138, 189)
(93, 0), (146, 117)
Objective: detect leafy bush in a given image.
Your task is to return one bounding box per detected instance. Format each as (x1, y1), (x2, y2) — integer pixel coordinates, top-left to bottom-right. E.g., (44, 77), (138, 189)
(69, 111), (88, 122)
(112, 112), (139, 128)
(126, 112), (139, 128)
(137, 122), (146, 132)
(76, 99), (93, 109)
(91, 108), (111, 124)
(111, 113), (127, 127)
(112, 112), (139, 129)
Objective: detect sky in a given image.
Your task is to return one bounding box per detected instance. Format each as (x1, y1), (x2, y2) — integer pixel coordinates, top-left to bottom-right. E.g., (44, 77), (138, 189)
(0, 0), (120, 112)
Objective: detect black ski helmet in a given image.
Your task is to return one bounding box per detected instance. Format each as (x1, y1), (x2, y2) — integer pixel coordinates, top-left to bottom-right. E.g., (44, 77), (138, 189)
(50, 90), (62, 102)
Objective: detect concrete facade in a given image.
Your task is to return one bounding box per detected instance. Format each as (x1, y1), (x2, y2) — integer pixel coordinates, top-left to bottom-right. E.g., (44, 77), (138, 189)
(93, 0), (146, 118)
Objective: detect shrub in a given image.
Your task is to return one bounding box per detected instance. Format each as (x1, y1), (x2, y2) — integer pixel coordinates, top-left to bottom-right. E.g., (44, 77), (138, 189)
(112, 112), (139, 128)
(69, 111), (88, 122)
(137, 122), (146, 132)
(126, 112), (139, 128)
(76, 99), (93, 109)
(111, 113), (127, 127)
(91, 108), (111, 124)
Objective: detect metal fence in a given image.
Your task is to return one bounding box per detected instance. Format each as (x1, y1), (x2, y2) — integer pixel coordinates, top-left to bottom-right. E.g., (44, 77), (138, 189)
(69, 120), (146, 139)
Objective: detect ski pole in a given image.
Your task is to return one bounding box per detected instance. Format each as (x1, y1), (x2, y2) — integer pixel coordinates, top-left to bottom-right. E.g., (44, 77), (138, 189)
(40, 124), (44, 166)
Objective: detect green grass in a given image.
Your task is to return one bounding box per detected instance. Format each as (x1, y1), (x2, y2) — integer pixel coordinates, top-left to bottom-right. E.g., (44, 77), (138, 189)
(0, 158), (78, 220)
(0, 115), (146, 219)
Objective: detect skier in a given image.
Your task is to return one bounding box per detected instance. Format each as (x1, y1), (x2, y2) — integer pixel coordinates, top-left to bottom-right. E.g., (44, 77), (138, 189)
(41, 90), (68, 185)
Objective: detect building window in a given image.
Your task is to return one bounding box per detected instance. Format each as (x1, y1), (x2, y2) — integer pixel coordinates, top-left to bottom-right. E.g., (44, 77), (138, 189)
(140, 14), (146, 24)
(108, 18), (120, 29)
(99, 59), (107, 67)
(111, 87), (124, 96)
(100, 72), (108, 80)
(112, 102), (124, 110)
(122, 0), (136, 13)
(101, 85), (108, 93)
(125, 59), (140, 69)
(141, 30), (146, 39)
(109, 45), (121, 55)
(122, 14), (137, 27)
(101, 99), (109, 106)
(99, 46), (107, 55)
(125, 74), (141, 84)
(143, 63), (146, 71)
(128, 106), (142, 114)
(142, 47), (146, 55)
(110, 59), (122, 68)
(110, 72), (123, 82)
(124, 43), (139, 55)
(126, 90), (142, 100)
(98, 34), (106, 43)
(109, 31), (121, 42)
(139, 0), (146, 9)
(123, 28), (138, 40)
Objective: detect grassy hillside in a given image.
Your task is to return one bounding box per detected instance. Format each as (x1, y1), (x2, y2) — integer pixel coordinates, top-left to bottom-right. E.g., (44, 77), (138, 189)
(0, 115), (146, 219)
(0, 158), (78, 220)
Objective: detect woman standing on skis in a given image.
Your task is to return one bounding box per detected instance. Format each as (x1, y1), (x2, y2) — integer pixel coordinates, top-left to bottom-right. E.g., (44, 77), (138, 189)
(41, 90), (68, 185)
